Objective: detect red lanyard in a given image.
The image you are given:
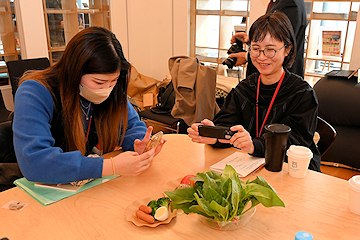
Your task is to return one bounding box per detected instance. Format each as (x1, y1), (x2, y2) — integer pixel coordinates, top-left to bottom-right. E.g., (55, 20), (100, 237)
(85, 106), (93, 143)
(256, 70), (285, 137)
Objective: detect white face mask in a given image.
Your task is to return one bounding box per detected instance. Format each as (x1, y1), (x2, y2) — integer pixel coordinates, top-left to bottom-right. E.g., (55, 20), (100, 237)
(79, 83), (115, 104)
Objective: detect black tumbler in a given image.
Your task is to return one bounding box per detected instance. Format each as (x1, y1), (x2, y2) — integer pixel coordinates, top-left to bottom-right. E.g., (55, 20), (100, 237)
(263, 124), (291, 172)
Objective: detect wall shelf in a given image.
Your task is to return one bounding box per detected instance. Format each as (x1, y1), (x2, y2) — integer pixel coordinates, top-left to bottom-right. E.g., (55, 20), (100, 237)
(0, 0), (19, 72)
(42, 0), (110, 64)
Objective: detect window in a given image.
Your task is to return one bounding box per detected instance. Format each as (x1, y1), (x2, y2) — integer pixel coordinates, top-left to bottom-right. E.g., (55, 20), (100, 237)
(304, 0), (359, 84)
(190, 0), (250, 78)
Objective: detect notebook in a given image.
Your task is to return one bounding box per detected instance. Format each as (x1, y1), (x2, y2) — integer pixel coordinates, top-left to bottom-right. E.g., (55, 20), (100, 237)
(210, 152), (265, 177)
(14, 175), (119, 206)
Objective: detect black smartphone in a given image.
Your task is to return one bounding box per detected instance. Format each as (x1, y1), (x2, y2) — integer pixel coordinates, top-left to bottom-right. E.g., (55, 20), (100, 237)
(144, 131), (164, 152)
(198, 125), (235, 140)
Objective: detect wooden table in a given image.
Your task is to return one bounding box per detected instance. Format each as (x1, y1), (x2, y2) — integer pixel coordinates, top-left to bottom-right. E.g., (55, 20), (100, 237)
(0, 134), (359, 239)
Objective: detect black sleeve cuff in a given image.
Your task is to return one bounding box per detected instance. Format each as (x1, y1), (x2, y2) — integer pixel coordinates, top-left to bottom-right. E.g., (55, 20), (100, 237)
(250, 138), (265, 157)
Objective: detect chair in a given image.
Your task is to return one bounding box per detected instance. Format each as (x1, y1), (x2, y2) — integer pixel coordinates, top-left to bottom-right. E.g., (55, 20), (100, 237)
(6, 57), (50, 97)
(0, 121), (21, 192)
(313, 75), (360, 170)
(316, 116), (337, 157)
(0, 89), (11, 122)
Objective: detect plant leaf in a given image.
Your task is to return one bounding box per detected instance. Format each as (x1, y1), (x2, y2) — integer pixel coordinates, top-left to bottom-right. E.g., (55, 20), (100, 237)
(170, 202), (196, 214)
(189, 205), (212, 218)
(220, 178), (232, 200)
(251, 176), (277, 193)
(203, 173), (222, 195)
(221, 164), (237, 181)
(195, 170), (221, 182)
(245, 183), (285, 207)
(192, 193), (218, 218)
(203, 188), (229, 207)
(164, 188), (196, 204)
(228, 172), (241, 220)
(208, 200), (229, 221)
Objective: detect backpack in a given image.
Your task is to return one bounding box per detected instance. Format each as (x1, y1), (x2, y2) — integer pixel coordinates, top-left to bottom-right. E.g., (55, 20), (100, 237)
(150, 81), (175, 114)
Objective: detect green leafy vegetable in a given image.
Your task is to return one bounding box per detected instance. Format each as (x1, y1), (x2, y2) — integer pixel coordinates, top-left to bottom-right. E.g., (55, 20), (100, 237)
(157, 197), (171, 207)
(164, 165), (285, 222)
(147, 200), (159, 216)
(147, 197), (170, 216)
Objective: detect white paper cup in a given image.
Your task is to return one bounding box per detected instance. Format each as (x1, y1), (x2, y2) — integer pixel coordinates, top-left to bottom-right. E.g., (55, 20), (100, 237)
(349, 175), (360, 215)
(286, 145), (313, 178)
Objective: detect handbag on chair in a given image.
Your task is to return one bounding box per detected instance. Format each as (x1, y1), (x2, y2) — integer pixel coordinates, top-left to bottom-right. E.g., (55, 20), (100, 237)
(150, 81), (175, 114)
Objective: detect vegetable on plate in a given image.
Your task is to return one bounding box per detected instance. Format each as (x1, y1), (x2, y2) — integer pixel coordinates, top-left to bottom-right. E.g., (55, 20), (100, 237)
(180, 174), (196, 188)
(144, 197), (171, 221)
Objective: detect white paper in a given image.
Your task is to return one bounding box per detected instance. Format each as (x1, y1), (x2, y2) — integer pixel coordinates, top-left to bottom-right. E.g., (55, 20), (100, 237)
(34, 183), (82, 192)
(210, 152), (265, 177)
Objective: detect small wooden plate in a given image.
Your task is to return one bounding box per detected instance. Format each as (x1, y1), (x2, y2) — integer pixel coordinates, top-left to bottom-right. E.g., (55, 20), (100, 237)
(125, 197), (177, 227)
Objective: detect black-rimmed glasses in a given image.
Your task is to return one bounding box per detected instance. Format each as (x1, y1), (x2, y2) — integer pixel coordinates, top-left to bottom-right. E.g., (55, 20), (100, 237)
(248, 45), (287, 58)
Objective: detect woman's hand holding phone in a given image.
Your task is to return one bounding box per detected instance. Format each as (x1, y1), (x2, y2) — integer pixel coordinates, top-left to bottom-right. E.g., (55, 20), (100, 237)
(134, 126), (166, 156)
(108, 127), (166, 177)
(143, 131), (164, 153)
(187, 120), (253, 153)
(111, 150), (155, 176)
(187, 119), (218, 145)
(223, 125), (254, 154)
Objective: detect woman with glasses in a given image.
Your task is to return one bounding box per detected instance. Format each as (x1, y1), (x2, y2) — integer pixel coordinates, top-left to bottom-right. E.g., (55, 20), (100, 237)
(228, 0), (306, 78)
(188, 12), (321, 172)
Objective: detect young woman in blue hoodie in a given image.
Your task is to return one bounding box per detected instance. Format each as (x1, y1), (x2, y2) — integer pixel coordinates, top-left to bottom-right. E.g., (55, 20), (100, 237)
(13, 27), (165, 184)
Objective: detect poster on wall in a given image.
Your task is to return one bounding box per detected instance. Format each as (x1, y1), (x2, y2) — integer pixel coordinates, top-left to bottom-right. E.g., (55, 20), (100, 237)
(322, 31), (341, 57)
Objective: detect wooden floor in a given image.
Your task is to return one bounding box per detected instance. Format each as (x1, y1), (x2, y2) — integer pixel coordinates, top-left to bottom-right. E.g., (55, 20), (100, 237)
(321, 165), (360, 180)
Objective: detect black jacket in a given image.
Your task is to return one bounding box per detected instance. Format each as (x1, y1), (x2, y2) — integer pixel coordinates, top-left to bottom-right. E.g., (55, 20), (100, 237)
(213, 69), (321, 171)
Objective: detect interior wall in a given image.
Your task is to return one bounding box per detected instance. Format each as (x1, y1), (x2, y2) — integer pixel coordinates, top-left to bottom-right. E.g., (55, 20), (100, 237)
(248, 0), (268, 30)
(109, 0), (129, 60)
(350, 5), (360, 70)
(173, 0), (190, 57)
(110, 0), (189, 81)
(127, 0), (173, 81)
(14, 0), (48, 59)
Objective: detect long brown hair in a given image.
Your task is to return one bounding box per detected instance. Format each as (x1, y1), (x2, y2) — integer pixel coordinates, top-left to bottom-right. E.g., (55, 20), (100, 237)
(20, 27), (131, 155)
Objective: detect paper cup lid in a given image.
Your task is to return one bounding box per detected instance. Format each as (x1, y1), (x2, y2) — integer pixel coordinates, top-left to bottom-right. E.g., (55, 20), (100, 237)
(349, 175), (360, 191)
(287, 145), (313, 159)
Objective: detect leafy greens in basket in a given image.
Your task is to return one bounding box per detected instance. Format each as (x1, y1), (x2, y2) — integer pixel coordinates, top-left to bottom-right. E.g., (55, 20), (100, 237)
(164, 165), (284, 222)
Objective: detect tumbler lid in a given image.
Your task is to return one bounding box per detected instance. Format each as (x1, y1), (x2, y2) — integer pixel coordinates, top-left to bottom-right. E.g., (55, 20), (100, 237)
(295, 231), (313, 240)
(265, 124), (291, 133)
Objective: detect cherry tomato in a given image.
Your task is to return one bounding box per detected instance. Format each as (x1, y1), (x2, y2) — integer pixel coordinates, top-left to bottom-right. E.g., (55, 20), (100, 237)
(180, 175), (196, 188)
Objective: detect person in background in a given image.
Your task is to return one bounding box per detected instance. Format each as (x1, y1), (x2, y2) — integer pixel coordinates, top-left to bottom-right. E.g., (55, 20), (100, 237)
(13, 27), (165, 184)
(230, 0), (307, 78)
(188, 12), (321, 171)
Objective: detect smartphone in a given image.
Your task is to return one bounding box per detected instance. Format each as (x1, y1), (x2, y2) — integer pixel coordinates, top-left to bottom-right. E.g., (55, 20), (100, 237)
(198, 125), (236, 140)
(144, 131), (164, 152)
